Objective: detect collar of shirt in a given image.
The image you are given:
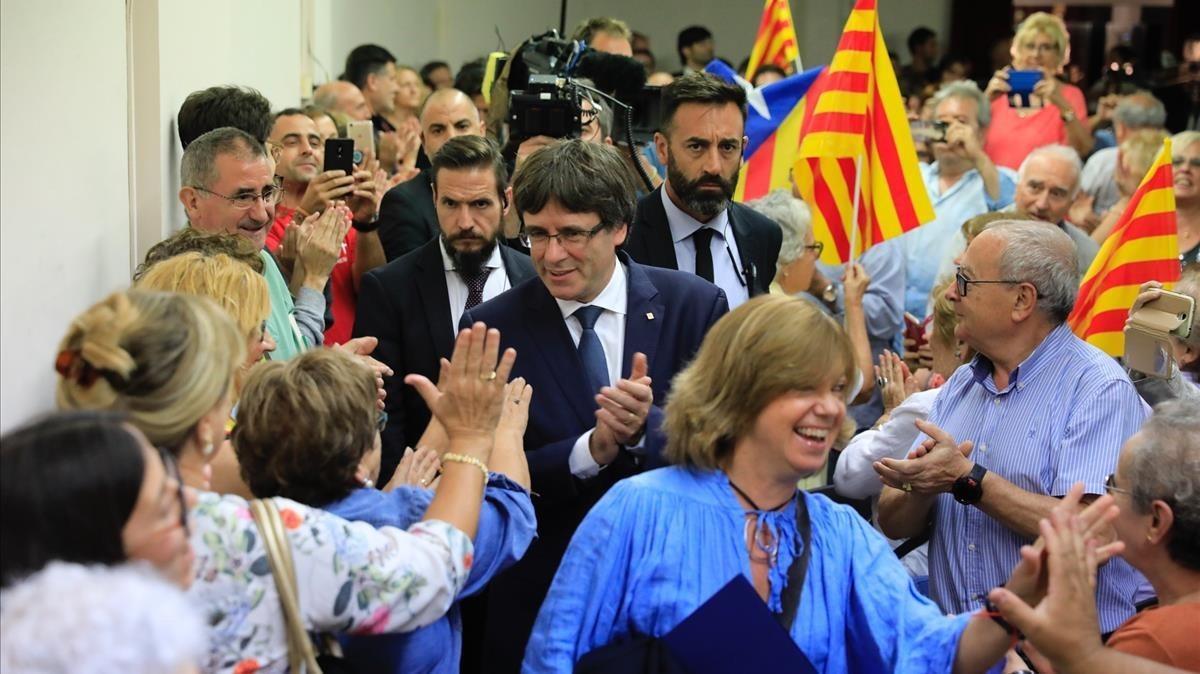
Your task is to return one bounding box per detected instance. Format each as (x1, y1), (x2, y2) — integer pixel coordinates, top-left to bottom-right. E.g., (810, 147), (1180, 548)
(969, 322), (1076, 393)
(438, 237), (504, 274)
(554, 259), (628, 321)
(660, 186), (731, 244)
(922, 161), (981, 201)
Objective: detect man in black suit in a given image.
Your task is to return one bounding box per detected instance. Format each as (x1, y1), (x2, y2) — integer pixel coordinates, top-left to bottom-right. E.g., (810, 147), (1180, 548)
(462, 140), (728, 672)
(354, 135), (534, 481)
(376, 89), (487, 261)
(625, 73), (782, 309)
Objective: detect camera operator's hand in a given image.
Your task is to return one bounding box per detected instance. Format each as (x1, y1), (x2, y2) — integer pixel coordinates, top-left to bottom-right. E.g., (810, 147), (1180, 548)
(515, 135), (559, 174)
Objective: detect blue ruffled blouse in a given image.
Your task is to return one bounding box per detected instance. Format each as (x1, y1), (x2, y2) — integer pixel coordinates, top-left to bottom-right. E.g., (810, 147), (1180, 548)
(326, 474), (536, 673)
(522, 466), (971, 673)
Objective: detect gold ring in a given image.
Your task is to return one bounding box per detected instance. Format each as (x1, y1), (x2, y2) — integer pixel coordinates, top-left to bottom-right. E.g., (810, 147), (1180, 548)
(480, 371), (497, 381)
(901, 482), (913, 492)
(420, 478), (428, 486)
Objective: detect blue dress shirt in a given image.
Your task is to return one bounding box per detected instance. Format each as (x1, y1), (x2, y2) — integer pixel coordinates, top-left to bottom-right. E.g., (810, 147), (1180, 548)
(327, 475), (536, 673)
(902, 162), (1016, 317)
(921, 324), (1149, 633)
(523, 467), (973, 673)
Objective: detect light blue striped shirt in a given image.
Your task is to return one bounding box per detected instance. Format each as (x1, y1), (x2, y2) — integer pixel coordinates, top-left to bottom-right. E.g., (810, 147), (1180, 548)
(922, 323), (1149, 632)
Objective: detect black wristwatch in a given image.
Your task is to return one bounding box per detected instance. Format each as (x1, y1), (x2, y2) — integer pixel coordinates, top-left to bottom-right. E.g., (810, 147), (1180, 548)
(352, 216), (381, 233)
(952, 463), (988, 505)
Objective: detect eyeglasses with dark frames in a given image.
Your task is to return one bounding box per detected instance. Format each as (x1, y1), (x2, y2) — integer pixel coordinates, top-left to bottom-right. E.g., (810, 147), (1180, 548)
(192, 177), (284, 210)
(955, 266), (1021, 297)
(1105, 473), (1131, 497)
(519, 222), (608, 249)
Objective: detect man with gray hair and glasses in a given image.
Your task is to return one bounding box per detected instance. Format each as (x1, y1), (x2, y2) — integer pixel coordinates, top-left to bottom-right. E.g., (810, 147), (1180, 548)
(904, 80), (1016, 318)
(178, 126), (346, 358)
(1075, 91), (1168, 228)
(876, 220), (1149, 638)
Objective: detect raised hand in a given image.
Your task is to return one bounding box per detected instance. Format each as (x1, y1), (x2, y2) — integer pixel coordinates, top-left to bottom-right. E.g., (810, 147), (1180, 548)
(874, 418), (973, 493)
(297, 170), (355, 216)
(595, 352), (653, 446)
(405, 322), (516, 461)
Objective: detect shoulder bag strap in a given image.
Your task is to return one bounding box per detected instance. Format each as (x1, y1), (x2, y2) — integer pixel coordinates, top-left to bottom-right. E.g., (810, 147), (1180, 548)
(777, 492), (812, 632)
(250, 498), (323, 674)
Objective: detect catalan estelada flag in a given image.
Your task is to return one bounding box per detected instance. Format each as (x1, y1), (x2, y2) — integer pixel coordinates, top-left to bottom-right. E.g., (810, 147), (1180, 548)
(1068, 139), (1179, 356)
(745, 0), (800, 78)
(792, 0), (933, 263)
(704, 60), (824, 204)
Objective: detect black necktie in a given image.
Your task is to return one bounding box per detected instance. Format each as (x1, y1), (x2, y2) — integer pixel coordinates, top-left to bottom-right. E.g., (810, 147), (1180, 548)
(692, 228), (715, 282)
(463, 269), (491, 309)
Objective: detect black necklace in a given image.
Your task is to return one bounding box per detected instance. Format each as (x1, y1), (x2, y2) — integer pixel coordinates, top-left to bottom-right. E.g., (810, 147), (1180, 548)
(727, 476), (793, 512)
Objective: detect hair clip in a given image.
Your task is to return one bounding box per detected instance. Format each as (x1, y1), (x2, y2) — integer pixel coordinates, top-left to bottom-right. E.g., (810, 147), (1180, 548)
(54, 349), (101, 388)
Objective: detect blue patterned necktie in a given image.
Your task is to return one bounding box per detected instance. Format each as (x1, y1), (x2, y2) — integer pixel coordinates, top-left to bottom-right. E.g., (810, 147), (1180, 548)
(573, 305), (609, 394)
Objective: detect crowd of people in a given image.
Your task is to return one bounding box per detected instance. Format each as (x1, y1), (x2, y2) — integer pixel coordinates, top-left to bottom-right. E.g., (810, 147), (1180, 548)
(2, 11), (1199, 674)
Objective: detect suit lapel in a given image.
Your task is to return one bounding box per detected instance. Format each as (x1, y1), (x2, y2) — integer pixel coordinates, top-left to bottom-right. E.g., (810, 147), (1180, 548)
(499, 246), (535, 285)
(620, 254), (664, 379)
(414, 241), (455, 357)
(639, 187), (680, 269)
(727, 206), (761, 296)
(521, 283), (596, 428)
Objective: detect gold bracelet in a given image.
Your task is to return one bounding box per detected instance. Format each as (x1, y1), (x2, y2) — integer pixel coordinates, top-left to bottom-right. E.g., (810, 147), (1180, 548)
(441, 453), (489, 485)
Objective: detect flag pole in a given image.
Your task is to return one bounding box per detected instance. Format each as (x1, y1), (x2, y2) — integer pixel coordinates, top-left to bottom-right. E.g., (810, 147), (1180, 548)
(848, 153), (863, 265)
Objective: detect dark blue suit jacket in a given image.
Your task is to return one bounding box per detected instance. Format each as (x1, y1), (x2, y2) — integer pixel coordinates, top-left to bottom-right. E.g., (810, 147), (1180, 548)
(460, 252), (728, 672)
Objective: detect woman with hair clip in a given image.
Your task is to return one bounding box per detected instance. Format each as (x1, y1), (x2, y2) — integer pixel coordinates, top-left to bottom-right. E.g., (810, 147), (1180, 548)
(52, 288), (515, 673)
(234, 347), (536, 673)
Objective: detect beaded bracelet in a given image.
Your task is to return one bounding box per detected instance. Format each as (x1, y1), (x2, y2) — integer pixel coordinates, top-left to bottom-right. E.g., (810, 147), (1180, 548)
(442, 453), (489, 485)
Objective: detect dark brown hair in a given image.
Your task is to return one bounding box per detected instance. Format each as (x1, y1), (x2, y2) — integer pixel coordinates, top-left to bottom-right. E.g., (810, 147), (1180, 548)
(512, 139), (636, 229)
(431, 135), (509, 203)
(661, 73), (747, 134)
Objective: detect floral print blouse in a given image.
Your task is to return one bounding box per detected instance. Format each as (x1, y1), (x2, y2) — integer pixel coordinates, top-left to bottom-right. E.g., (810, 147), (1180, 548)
(187, 491), (474, 674)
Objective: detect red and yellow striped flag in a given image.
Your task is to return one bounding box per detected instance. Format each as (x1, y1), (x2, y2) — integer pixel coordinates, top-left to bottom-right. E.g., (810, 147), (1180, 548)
(745, 0), (799, 78)
(792, 0), (934, 263)
(1068, 139), (1180, 356)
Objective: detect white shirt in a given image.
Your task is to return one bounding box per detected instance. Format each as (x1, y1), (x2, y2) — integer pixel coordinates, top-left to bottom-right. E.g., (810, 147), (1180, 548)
(553, 261), (629, 478)
(439, 238), (511, 334)
(660, 188), (750, 309)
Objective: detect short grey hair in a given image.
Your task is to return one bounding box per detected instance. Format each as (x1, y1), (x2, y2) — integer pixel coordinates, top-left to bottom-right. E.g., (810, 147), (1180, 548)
(929, 80), (991, 128)
(1113, 91), (1166, 130)
(746, 190), (813, 265)
(0, 561), (207, 672)
(1017, 144), (1083, 199)
(180, 126), (266, 189)
(1127, 398), (1200, 570)
(984, 219), (1079, 323)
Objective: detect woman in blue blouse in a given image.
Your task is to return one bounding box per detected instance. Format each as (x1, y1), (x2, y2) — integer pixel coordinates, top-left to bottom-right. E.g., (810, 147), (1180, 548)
(524, 295), (1033, 673)
(234, 347), (536, 674)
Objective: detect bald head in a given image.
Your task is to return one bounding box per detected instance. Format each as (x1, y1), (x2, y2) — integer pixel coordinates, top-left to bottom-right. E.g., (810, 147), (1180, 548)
(419, 89), (484, 159)
(313, 81), (371, 121)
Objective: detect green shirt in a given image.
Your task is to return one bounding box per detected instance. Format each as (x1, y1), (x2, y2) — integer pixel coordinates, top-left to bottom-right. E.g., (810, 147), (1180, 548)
(260, 250), (308, 360)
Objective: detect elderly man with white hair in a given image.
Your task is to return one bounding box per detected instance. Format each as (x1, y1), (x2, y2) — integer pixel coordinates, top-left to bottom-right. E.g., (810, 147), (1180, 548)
(876, 220), (1149, 637)
(1012, 144), (1099, 272)
(903, 81), (1016, 318)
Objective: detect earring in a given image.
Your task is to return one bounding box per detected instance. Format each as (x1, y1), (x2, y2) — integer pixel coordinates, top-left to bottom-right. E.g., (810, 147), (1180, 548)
(201, 442), (215, 458)
(361, 477), (375, 488)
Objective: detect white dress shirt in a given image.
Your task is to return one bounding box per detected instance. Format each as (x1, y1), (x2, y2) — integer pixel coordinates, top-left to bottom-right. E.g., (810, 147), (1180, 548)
(660, 187), (750, 309)
(552, 261), (629, 478)
(440, 238), (511, 334)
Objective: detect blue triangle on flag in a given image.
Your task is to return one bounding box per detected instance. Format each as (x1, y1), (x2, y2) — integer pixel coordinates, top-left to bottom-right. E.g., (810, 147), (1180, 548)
(703, 62), (825, 157)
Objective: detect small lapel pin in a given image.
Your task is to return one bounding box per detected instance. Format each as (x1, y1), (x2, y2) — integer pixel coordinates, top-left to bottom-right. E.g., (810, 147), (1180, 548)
(645, 312), (655, 320)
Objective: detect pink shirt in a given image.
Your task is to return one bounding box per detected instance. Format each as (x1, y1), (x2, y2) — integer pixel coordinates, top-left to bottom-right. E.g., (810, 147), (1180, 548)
(983, 83), (1086, 170)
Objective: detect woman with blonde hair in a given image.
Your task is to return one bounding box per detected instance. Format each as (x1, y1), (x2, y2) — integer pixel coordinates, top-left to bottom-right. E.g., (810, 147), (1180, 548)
(1089, 128), (1171, 244)
(1172, 130), (1200, 269)
(983, 12), (1091, 168)
(53, 289), (516, 673)
(524, 294), (1042, 673)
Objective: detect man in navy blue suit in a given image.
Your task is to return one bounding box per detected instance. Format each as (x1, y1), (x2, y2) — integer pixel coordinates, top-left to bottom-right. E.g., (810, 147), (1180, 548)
(462, 139), (728, 671)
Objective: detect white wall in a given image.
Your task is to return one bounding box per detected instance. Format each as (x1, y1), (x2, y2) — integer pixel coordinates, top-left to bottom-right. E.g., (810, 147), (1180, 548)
(0, 1), (131, 430)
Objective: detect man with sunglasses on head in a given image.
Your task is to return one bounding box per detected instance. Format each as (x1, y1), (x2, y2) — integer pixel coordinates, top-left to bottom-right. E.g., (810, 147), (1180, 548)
(875, 219), (1149, 641)
(178, 127), (343, 359)
(461, 139), (727, 672)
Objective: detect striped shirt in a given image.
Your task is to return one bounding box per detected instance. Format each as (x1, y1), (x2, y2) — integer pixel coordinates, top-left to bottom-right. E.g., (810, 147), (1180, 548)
(922, 323), (1149, 632)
